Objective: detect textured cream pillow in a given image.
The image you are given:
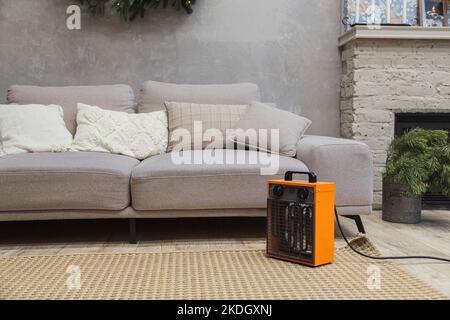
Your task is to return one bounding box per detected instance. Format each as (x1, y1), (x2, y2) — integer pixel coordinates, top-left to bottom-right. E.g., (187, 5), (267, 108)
(72, 103), (168, 160)
(0, 104), (73, 155)
(165, 101), (247, 151)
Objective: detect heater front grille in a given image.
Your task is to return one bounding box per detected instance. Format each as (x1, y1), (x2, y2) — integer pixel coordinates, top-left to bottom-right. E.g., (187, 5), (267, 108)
(267, 198), (314, 263)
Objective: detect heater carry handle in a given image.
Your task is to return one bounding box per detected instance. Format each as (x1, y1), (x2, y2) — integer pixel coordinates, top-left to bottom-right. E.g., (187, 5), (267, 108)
(284, 171), (317, 183)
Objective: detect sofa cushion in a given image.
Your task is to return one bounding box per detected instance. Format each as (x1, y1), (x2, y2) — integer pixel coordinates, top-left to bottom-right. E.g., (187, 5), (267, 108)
(131, 150), (309, 210)
(0, 152), (139, 211)
(138, 80), (261, 113)
(165, 101), (247, 151)
(7, 84), (135, 135)
(72, 103), (168, 160)
(0, 104), (73, 154)
(232, 101), (312, 157)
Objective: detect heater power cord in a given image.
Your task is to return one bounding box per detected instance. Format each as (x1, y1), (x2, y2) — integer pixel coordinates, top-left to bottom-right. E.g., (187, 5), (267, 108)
(334, 208), (450, 263)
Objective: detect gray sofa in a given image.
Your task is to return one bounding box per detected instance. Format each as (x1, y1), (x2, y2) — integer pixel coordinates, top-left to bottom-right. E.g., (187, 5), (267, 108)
(0, 81), (373, 242)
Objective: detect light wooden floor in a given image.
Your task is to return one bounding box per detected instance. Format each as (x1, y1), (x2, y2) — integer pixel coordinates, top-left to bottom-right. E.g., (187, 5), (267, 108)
(353, 210), (450, 298)
(0, 210), (449, 297)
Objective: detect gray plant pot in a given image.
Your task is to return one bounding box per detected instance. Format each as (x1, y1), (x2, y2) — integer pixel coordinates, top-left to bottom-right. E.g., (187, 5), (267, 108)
(382, 178), (422, 224)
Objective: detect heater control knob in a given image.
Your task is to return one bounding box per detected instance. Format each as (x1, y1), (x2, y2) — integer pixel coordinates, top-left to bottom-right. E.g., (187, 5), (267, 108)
(272, 185), (284, 198)
(297, 187), (309, 201)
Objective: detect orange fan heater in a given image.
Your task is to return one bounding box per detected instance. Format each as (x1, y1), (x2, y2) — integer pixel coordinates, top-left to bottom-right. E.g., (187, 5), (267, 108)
(267, 171), (335, 267)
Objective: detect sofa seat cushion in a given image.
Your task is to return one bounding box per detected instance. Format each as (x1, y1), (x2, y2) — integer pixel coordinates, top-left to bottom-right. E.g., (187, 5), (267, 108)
(131, 150), (309, 210)
(0, 152), (139, 211)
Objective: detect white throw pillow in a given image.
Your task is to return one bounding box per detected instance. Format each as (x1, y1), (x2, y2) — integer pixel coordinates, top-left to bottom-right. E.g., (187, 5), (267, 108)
(0, 104), (73, 155)
(72, 103), (168, 160)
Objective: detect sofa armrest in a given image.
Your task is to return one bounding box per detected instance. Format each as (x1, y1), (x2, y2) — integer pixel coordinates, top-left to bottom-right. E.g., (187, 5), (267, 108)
(296, 135), (373, 215)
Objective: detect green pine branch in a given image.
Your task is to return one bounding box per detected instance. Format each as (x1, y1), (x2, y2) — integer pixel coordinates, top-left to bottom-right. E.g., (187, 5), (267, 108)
(78, 0), (196, 21)
(384, 128), (450, 197)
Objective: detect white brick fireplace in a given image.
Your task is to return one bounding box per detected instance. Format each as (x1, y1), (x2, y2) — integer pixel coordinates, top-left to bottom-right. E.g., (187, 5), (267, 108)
(339, 26), (450, 208)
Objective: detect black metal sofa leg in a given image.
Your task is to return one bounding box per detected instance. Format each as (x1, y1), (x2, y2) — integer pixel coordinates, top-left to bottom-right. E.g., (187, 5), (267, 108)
(129, 218), (137, 244)
(343, 215), (366, 234)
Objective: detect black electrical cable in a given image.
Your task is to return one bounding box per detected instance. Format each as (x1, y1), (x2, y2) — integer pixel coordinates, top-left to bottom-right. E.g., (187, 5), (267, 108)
(334, 207), (450, 263)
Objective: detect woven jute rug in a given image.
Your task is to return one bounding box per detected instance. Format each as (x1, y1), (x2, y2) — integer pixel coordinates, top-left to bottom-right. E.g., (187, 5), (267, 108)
(0, 237), (446, 300)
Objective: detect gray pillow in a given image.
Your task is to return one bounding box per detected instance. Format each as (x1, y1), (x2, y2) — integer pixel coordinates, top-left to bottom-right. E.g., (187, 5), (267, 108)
(232, 101), (311, 157)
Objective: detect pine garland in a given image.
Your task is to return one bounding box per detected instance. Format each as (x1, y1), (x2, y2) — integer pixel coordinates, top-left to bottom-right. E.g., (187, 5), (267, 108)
(384, 128), (450, 197)
(79, 0), (196, 21)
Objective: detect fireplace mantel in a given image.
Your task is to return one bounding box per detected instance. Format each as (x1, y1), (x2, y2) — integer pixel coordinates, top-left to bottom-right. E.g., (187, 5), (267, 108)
(339, 26), (450, 47)
(339, 26), (450, 208)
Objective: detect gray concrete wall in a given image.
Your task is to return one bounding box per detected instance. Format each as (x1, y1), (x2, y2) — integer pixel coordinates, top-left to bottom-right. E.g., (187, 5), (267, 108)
(0, 0), (341, 136)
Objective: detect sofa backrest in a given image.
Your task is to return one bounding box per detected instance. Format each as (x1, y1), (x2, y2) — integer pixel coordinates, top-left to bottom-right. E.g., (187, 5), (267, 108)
(7, 84), (135, 135)
(137, 80), (261, 114)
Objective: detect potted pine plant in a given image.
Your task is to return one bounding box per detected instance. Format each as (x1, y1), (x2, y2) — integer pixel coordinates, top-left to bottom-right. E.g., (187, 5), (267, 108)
(382, 128), (450, 224)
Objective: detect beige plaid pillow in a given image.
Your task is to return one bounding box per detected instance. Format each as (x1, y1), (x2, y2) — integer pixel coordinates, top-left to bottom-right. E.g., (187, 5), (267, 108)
(165, 101), (248, 151)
